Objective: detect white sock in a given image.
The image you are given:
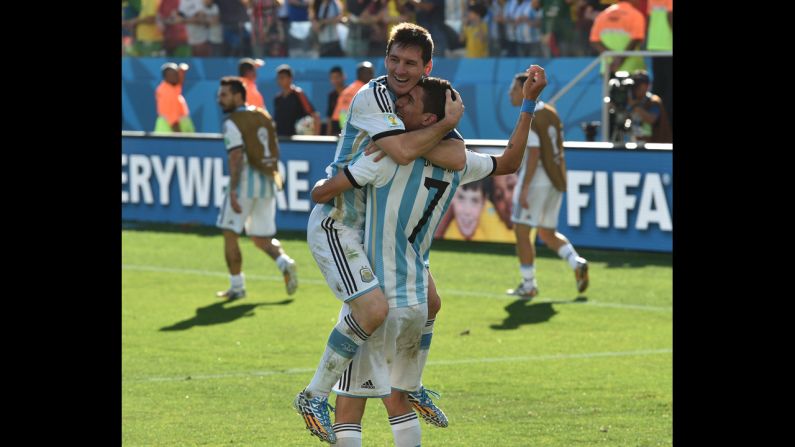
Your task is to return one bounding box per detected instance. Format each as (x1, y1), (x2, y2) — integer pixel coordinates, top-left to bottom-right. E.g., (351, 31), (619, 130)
(520, 264), (536, 284)
(307, 312), (370, 398)
(276, 254), (293, 272)
(417, 319), (434, 380)
(230, 273), (245, 291)
(557, 243), (581, 269)
(389, 412), (421, 447)
(334, 423), (362, 447)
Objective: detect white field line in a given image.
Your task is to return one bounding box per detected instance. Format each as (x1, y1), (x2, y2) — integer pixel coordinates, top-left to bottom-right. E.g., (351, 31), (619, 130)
(122, 264), (672, 312)
(123, 348), (672, 383)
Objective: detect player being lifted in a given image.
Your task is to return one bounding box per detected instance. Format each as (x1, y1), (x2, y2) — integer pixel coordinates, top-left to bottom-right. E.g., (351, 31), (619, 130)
(310, 65), (547, 446)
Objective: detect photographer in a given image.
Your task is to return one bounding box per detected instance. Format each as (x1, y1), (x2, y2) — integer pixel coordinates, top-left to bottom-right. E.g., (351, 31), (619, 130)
(627, 70), (671, 143)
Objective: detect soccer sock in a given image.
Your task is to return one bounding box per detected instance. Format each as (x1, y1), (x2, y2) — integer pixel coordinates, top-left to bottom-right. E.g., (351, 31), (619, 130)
(275, 254), (293, 272)
(389, 412), (421, 447)
(333, 423), (362, 447)
(557, 243), (581, 270)
(307, 314), (370, 398)
(520, 263), (536, 285)
(417, 318), (435, 382)
(230, 273), (245, 291)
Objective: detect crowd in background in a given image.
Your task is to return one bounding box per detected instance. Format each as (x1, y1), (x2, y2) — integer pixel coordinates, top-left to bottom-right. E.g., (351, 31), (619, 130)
(122, 0), (671, 60)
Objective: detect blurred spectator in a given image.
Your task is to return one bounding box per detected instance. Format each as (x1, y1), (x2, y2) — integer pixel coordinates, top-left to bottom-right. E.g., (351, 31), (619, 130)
(627, 70), (671, 143)
(345, 0), (375, 57)
(324, 66), (346, 135)
(646, 0), (672, 128)
(310, 0), (345, 56)
(332, 61), (374, 130)
(415, 0), (448, 56)
(359, 0), (388, 56)
(502, 0), (519, 56)
(573, 0), (603, 56)
(122, 1), (140, 56)
(123, 0), (164, 56)
(460, 3), (489, 57)
(155, 62), (196, 132)
(286, 0), (312, 56)
(515, 0), (544, 57)
(179, 0), (223, 57)
(158, 0), (192, 56)
(273, 64), (321, 136)
(379, 0), (416, 39)
(486, 0), (507, 57)
(250, 0), (288, 57)
(238, 58), (267, 109)
(540, 0), (576, 56)
(589, 0), (646, 75)
(214, 0), (252, 56)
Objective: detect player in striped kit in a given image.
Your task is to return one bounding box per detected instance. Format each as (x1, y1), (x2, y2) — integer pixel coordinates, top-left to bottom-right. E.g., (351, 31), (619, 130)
(214, 76), (297, 301)
(310, 65), (547, 447)
(293, 23), (466, 444)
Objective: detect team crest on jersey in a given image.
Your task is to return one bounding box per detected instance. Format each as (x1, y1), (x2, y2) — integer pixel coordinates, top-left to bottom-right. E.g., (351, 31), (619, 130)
(384, 113), (400, 127)
(360, 267), (374, 283)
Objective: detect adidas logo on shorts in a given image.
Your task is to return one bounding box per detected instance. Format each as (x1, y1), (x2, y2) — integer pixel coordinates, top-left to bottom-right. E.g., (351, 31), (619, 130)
(361, 380), (375, 389)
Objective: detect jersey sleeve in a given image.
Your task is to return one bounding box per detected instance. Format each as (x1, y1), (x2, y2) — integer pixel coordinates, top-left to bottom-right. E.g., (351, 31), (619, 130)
(348, 83), (406, 141)
(344, 151), (399, 188)
(222, 119), (244, 151)
(443, 128), (464, 141)
(460, 150), (497, 185)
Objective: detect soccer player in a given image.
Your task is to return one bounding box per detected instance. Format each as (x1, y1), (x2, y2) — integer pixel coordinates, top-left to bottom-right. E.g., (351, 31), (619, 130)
(292, 23), (466, 444)
(214, 76), (297, 300)
(505, 72), (589, 298)
(311, 65), (547, 447)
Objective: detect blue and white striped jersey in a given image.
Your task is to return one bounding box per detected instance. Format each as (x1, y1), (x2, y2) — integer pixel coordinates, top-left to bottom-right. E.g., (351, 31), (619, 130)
(321, 75), (405, 228)
(346, 150), (497, 308)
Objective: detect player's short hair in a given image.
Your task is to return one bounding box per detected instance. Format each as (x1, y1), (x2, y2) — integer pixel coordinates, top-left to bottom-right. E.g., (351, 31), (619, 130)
(386, 23), (434, 64)
(329, 65), (343, 76)
(220, 76), (247, 102)
(417, 77), (453, 122)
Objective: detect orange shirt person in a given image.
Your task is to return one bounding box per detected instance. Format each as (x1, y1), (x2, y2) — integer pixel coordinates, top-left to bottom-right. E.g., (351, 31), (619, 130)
(332, 61), (374, 130)
(154, 62), (196, 132)
(238, 57), (266, 110)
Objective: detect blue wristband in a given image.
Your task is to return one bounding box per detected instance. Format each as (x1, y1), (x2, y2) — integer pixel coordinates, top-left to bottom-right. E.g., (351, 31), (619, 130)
(521, 99), (537, 115)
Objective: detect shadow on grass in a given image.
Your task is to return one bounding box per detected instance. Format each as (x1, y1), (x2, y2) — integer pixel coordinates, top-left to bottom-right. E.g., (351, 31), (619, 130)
(490, 296), (587, 330)
(160, 298), (293, 331)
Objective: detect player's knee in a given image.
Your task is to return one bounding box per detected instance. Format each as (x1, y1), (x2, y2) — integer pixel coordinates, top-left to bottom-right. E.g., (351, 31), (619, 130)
(538, 228), (555, 244)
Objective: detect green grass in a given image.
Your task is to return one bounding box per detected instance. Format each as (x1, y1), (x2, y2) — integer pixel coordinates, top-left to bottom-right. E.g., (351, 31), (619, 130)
(122, 224), (672, 446)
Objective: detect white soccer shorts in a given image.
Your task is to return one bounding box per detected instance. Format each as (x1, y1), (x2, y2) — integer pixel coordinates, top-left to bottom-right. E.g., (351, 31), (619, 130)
(511, 185), (563, 229)
(216, 194), (276, 237)
(307, 206), (380, 302)
(332, 303), (428, 398)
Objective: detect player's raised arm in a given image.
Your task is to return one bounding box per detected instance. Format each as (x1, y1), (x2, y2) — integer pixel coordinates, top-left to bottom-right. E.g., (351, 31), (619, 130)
(493, 65), (547, 176)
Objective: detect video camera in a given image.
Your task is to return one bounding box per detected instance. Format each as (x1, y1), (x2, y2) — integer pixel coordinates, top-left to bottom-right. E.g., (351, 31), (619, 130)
(604, 71), (635, 143)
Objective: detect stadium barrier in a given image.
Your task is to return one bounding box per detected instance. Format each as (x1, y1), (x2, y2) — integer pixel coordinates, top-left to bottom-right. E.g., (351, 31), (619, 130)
(122, 132), (672, 252)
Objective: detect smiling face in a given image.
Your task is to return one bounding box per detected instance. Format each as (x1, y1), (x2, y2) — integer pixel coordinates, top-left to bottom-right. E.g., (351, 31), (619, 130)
(451, 187), (486, 239)
(384, 44), (432, 97)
